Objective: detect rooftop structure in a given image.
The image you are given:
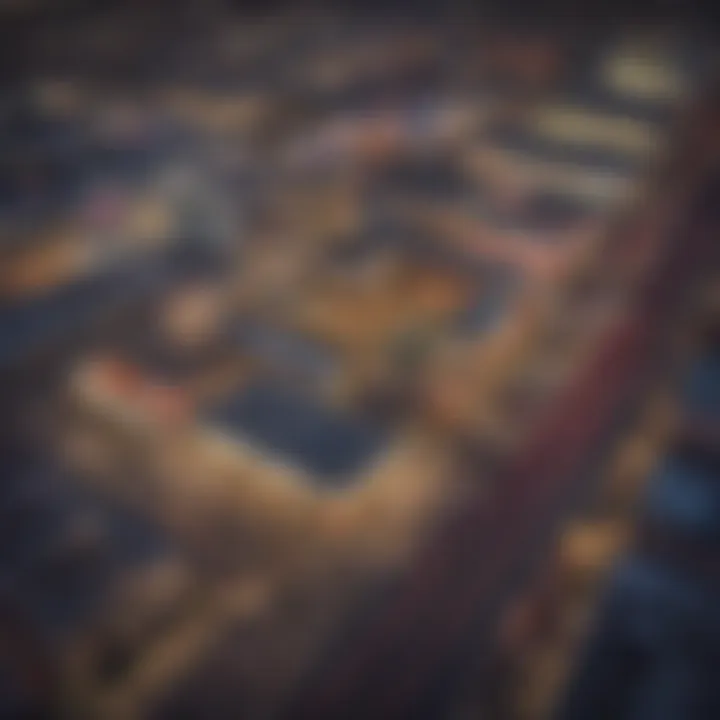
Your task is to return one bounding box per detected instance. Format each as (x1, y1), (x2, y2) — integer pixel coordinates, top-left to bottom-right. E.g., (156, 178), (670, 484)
(204, 381), (388, 485)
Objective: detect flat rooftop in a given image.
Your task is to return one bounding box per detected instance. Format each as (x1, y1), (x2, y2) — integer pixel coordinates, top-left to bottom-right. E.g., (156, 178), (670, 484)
(558, 76), (678, 126)
(0, 257), (171, 368)
(234, 321), (339, 386)
(205, 381), (388, 485)
(641, 448), (720, 543)
(464, 189), (601, 238)
(375, 158), (477, 204)
(1, 462), (174, 638)
(358, 219), (499, 279)
(484, 125), (647, 177)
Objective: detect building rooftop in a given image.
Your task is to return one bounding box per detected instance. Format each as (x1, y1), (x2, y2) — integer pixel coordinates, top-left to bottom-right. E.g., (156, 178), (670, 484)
(205, 381), (388, 484)
(641, 447), (720, 544)
(1, 461), (174, 639)
(496, 191), (600, 236)
(485, 125), (647, 177)
(0, 249), (182, 368)
(362, 219), (496, 278)
(375, 158), (477, 204)
(119, 331), (223, 385)
(234, 321), (338, 387)
(556, 81), (677, 127)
